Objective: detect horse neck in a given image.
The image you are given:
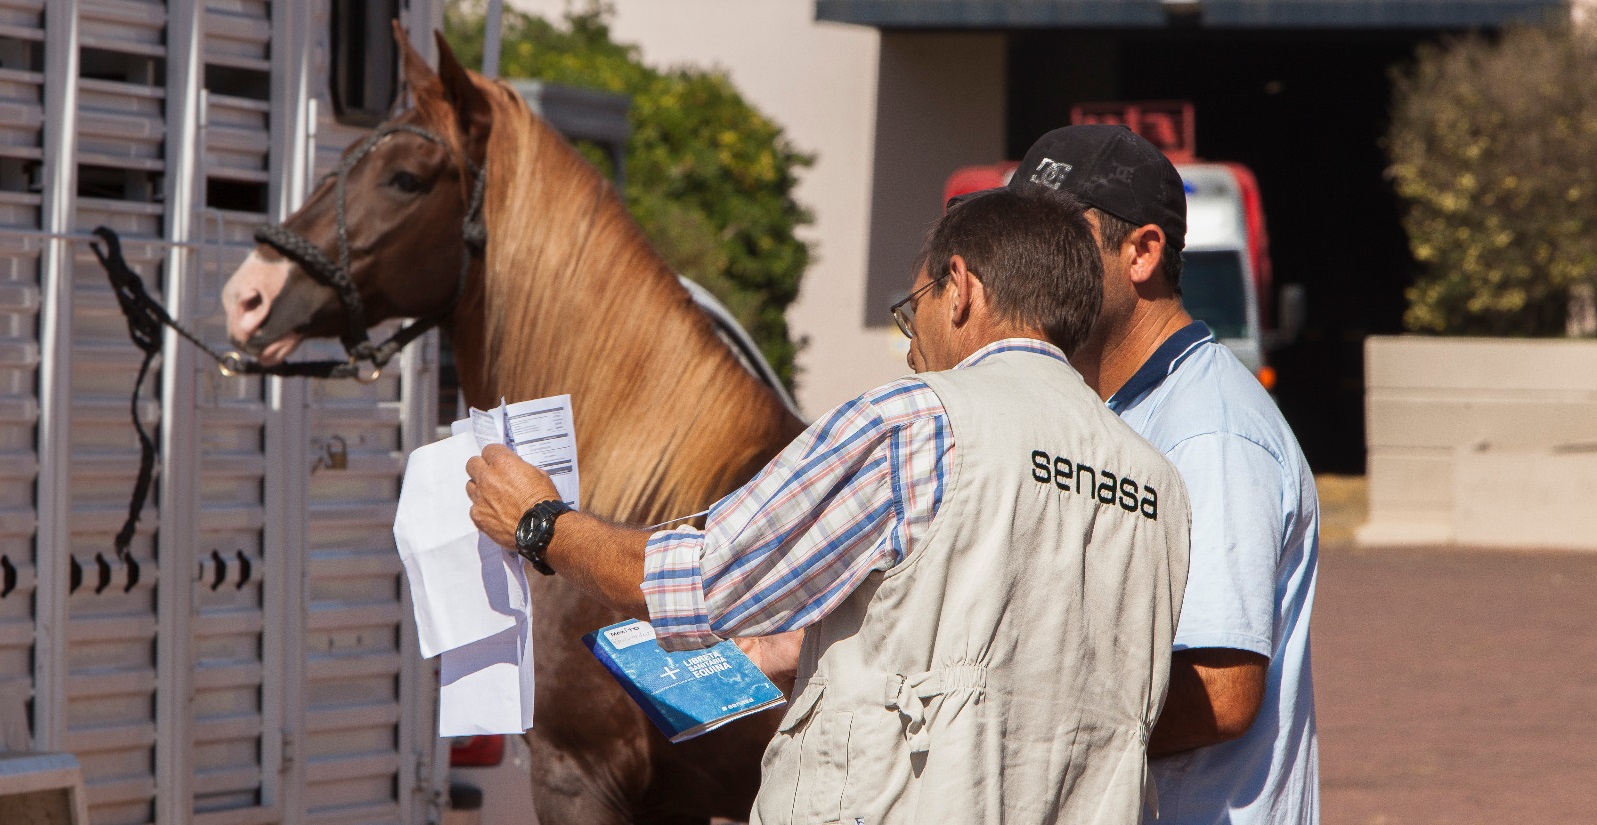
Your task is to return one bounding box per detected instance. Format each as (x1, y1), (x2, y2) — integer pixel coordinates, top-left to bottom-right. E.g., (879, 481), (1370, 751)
(453, 104), (804, 526)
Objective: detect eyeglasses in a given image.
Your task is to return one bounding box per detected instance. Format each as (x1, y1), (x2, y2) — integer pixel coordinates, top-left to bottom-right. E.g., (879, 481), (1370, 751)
(889, 274), (948, 339)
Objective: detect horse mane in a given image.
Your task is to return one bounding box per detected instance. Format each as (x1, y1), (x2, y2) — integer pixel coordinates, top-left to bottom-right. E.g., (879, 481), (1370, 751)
(448, 77), (804, 526)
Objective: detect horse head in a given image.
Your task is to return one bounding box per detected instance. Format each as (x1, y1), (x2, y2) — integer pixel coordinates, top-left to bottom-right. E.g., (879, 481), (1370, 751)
(221, 24), (491, 367)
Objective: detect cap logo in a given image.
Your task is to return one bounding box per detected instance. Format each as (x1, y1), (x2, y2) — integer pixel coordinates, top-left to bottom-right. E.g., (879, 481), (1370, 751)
(1028, 158), (1073, 190)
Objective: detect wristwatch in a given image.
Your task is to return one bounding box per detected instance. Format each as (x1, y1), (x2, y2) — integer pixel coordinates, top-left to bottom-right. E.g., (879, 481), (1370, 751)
(514, 499), (573, 576)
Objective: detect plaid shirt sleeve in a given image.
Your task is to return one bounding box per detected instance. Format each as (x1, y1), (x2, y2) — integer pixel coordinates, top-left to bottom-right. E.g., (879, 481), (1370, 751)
(641, 377), (952, 650)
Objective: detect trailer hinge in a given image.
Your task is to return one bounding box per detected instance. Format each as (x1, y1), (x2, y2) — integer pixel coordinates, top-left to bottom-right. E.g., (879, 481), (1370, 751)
(417, 747), (446, 824)
(280, 728), (297, 774)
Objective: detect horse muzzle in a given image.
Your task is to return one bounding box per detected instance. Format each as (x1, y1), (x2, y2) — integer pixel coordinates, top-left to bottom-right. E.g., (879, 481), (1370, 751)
(222, 250), (295, 348)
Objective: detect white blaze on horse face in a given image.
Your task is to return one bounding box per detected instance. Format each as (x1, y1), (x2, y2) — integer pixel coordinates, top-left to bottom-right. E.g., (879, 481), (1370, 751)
(222, 250), (303, 365)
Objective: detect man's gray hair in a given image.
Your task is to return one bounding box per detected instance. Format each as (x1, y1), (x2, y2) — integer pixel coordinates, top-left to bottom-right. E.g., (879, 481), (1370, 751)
(919, 188), (1104, 355)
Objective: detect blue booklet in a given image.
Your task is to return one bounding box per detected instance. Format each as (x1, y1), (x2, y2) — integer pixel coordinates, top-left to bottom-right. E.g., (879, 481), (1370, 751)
(582, 619), (786, 743)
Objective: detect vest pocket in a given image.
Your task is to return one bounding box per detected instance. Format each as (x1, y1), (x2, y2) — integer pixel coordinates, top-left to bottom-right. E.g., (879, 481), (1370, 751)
(792, 708), (852, 824)
(757, 681), (853, 825)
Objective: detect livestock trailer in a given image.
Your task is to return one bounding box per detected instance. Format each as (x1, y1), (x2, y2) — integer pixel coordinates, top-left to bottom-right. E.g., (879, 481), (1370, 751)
(0, 1), (457, 822)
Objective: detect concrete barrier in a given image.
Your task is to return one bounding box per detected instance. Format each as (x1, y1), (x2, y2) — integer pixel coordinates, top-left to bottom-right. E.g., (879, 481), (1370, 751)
(1360, 335), (1597, 550)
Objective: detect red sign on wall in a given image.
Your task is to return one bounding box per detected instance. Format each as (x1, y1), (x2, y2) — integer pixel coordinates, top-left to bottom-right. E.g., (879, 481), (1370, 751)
(1070, 100), (1196, 162)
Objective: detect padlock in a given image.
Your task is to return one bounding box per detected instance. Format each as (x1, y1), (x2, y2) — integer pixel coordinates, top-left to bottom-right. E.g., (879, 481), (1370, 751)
(326, 436), (348, 470)
(313, 435), (349, 472)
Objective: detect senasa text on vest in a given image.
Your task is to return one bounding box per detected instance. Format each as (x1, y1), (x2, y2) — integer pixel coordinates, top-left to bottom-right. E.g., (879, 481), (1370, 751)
(1030, 449), (1159, 519)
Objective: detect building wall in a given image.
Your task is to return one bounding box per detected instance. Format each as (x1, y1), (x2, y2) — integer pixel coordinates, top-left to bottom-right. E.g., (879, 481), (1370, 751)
(864, 32), (1006, 331)
(505, 0), (1004, 416)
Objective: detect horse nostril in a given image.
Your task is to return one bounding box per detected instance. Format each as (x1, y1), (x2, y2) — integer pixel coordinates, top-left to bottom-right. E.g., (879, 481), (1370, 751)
(241, 291), (263, 314)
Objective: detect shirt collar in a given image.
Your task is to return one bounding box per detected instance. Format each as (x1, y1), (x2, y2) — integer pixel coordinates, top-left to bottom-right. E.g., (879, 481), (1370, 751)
(956, 337), (1070, 370)
(1105, 321), (1214, 413)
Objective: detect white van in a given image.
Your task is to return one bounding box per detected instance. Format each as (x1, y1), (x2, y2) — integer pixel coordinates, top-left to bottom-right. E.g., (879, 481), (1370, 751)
(1179, 162), (1271, 378)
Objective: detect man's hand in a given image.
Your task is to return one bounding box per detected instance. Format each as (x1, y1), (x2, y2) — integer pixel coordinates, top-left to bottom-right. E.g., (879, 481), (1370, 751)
(464, 444), (650, 617)
(465, 444), (561, 549)
(734, 630), (805, 697)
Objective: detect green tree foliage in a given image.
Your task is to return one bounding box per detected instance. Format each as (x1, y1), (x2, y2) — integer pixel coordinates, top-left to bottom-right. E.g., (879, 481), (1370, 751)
(1387, 22), (1597, 336)
(445, 1), (814, 387)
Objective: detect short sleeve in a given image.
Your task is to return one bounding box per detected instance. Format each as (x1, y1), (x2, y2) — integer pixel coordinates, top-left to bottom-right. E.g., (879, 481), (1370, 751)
(1164, 432), (1285, 657)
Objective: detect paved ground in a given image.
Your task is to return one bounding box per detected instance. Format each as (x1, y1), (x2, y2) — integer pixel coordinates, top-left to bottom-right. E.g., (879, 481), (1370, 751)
(1313, 476), (1597, 823)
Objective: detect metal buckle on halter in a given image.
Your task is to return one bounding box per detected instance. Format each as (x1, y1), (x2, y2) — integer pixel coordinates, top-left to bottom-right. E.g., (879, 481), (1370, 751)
(350, 356), (383, 384)
(218, 351), (248, 378)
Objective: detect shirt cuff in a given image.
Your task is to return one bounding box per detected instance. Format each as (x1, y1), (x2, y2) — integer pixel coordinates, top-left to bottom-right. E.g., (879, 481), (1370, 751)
(1171, 631), (1273, 658)
(641, 527), (723, 651)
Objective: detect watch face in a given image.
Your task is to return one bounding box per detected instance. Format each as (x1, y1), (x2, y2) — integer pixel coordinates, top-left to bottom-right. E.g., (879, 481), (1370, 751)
(513, 501), (570, 570)
(516, 510), (541, 552)
(514, 501), (570, 576)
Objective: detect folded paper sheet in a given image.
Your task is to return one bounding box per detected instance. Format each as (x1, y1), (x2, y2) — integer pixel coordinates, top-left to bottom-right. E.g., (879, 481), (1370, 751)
(394, 395), (578, 736)
(440, 616), (536, 735)
(394, 432), (523, 657)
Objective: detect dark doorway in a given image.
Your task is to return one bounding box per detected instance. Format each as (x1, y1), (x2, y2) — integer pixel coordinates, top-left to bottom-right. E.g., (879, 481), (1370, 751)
(1008, 27), (1456, 473)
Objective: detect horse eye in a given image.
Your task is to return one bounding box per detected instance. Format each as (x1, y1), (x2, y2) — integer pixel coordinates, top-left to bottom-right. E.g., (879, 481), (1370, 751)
(389, 171), (423, 194)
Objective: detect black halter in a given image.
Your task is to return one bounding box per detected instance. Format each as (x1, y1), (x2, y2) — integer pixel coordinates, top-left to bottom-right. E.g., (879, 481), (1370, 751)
(242, 120), (487, 381)
(88, 119), (486, 557)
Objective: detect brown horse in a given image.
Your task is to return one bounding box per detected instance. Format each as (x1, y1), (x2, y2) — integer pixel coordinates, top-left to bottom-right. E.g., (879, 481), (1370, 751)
(221, 28), (807, 825)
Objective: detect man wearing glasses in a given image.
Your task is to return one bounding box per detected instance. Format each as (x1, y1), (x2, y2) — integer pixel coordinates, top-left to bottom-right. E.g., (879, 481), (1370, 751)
(985, 125), (1322, 825)
(465, 187), (1191, 823)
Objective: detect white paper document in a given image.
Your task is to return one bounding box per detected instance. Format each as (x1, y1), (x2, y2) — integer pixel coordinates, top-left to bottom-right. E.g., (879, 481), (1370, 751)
(439, 619), (536, 735)
(393, 394), (578, 736)
(467, 395), (581, 507)
(394, 432), (522, 658)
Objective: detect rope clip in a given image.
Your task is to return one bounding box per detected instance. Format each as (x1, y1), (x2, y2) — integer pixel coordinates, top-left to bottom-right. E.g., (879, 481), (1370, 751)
(349, 356), (383, 384)
(218, 351), (248, 378)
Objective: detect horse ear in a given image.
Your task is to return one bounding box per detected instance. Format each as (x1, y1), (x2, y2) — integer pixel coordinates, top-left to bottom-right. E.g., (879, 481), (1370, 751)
(393, 21), (444, 106)
(433, 30), (493, 154)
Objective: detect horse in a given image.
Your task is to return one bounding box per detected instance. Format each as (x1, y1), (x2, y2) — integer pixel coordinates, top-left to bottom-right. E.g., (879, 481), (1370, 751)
(221, 27), (808, 825)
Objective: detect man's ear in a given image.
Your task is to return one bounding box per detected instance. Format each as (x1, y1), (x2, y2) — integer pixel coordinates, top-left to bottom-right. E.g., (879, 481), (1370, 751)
(1126, 225), (1168, 288)
(947, 254), (976, 326)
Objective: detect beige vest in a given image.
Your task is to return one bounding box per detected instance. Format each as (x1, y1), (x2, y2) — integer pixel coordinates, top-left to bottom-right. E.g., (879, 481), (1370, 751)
(752, 350), (1190, 825)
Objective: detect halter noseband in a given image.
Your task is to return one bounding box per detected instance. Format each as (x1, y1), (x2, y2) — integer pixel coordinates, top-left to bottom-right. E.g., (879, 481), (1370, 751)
(239, 120), (487, 382)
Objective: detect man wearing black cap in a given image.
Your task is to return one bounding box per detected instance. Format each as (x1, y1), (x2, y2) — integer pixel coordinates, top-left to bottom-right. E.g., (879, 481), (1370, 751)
(996, 125), (1322, 825)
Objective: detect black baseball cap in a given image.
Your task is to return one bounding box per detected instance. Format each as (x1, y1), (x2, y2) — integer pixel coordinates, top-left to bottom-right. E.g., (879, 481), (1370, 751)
(956, 124), (1187, 251)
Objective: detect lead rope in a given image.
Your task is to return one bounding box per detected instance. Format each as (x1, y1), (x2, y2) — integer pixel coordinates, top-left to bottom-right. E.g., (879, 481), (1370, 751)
(91, 228), (180, 559)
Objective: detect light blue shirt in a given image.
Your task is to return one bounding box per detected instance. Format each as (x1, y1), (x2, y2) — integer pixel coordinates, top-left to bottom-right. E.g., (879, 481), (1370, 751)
(1109, 323), (1320, 825)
